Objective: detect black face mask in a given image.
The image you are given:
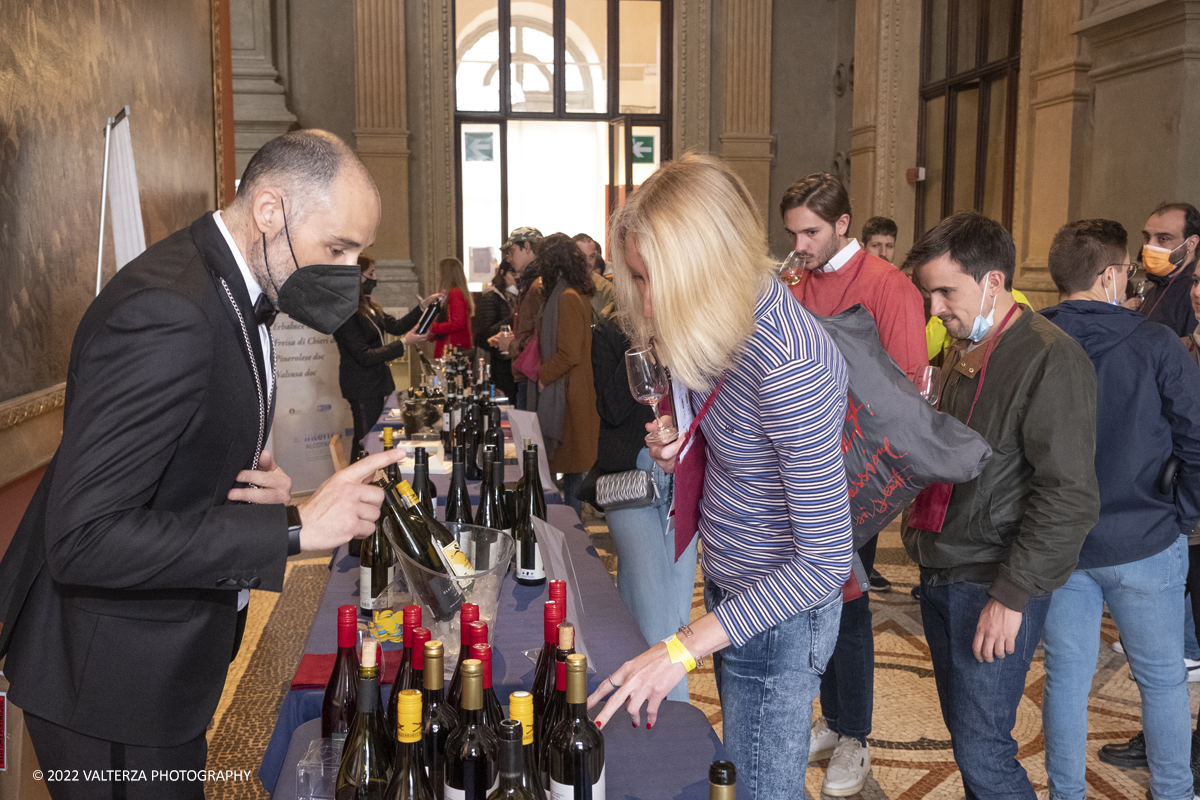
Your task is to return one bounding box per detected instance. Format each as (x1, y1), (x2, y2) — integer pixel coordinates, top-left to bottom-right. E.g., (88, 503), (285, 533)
(263, 200), (361, 335)
(362, 277), (378, 295)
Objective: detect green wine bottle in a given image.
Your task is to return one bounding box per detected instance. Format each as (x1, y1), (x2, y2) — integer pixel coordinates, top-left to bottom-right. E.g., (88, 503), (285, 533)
(336, 639), (395, 798)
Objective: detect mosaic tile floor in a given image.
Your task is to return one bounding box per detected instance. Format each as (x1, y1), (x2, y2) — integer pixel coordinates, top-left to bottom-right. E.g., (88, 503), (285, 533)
(199, 513), (1198, 799)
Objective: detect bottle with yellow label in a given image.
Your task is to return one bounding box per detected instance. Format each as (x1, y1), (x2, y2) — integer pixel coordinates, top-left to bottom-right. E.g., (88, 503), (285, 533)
(383, 689), (436, 799)
(397, 480), (475, 579)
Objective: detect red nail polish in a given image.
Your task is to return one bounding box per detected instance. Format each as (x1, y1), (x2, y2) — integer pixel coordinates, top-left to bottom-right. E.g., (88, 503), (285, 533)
(632, 721), (638, 728)
(596, 720), (603, 729)
(647, 723), (652, 730)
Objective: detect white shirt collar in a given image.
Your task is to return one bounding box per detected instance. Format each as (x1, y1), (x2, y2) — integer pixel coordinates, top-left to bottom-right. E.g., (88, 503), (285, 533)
(821, 238), (862, 273)
(212, 211), (263, 306)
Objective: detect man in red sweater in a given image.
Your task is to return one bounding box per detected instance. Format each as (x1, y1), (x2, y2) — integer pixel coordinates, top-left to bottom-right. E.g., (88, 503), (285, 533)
(780, 172), (927, 797)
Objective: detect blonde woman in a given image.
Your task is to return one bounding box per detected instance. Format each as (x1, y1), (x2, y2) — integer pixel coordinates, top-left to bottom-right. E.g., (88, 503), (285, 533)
(426, 257), (475, 358)
(587, 154), (855, 799)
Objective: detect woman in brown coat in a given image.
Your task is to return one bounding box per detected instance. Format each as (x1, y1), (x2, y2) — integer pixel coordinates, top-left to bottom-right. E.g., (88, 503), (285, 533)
(534, 233), (599, 514)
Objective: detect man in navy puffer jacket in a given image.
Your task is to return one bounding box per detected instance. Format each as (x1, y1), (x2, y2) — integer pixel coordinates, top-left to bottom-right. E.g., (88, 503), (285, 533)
(1039, 218), (1200, 800)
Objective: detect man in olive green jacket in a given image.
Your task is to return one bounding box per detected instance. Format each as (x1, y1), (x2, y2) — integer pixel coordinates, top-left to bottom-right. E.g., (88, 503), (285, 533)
(903, 211), (1100, 800)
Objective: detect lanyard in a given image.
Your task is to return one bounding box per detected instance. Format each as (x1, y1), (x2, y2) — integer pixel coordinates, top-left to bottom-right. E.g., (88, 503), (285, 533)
(677, 377), (725, 465)
(1142, 269), (1184, 320)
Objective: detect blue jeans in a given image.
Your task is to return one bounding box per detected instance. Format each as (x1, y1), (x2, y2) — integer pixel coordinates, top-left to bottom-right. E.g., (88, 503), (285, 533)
(920, 579), (1051, 800)
(1184, 592), (1200, 661)
(605, 450), (697, 702)
(558, 471), (585, 518)
(707, 580), (842, 800)
(1043, 535), (1191, 800)
(819, 534), (877, 744)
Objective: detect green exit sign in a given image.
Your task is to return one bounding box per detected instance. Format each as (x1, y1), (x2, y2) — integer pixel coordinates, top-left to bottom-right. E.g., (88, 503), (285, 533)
(632, 136), (655, 164)
(464, 132), (494, 161)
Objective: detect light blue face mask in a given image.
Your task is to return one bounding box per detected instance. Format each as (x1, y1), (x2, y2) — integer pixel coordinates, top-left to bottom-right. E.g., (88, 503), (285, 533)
(1103, 267), (1122, 305)
(968, 283), (997, 342)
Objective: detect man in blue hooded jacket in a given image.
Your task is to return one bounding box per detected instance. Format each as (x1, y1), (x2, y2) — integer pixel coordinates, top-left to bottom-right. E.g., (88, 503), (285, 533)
(1040, 218), (1200, 800)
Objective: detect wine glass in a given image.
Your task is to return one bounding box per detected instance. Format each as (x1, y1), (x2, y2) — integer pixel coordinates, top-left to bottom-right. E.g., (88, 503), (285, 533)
(779, 251), (804, 286)
(626, 345), (679, 444)
(914, 365), (942, 407)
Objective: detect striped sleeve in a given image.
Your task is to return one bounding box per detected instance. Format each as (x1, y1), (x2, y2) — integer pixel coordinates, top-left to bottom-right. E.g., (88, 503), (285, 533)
(712, 358), (854, 647)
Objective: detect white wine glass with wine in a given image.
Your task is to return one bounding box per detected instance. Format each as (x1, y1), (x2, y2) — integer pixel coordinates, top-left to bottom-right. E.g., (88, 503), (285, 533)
(626, 344), (679, 444)
(779, 250), (804, 286)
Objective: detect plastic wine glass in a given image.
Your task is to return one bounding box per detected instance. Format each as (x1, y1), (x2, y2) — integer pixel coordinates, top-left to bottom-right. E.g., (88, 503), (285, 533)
(779, 251), (805, 286)
(625, 345), (679, 444)
(914, 365), (942, 407)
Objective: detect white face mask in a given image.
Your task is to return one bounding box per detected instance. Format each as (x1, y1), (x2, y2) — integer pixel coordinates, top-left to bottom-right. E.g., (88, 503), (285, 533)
(506, 284), (519, 296)
(968, 282), (997, 343)
(1103, 267), (1121, 306)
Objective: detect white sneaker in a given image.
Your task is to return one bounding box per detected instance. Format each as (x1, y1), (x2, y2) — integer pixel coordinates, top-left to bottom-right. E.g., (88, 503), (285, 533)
(1187, 657), (1200, 682)
(822, 736), (870, 797)
(1112, 640), (1125, 655)
(809, 717), (839, 759)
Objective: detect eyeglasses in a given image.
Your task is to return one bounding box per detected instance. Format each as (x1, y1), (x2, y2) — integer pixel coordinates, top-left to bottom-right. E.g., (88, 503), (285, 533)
(1100, 263), (1136, 279)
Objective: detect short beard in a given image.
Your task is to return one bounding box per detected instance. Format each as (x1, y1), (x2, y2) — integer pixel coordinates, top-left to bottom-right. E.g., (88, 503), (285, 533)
(250, 230), (290, 303)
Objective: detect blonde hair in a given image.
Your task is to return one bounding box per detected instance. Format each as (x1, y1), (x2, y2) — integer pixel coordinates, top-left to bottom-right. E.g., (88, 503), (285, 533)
(609, 153), (773, 390)
(437, 257), (475, 315)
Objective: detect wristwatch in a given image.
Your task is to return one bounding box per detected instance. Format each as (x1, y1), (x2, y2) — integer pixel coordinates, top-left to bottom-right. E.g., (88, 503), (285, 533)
(286, 504), (303, 556)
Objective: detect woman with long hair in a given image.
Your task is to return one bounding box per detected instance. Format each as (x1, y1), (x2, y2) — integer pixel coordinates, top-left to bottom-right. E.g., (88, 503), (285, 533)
(532, 233), (598, 515)
(473, 257), (518, 400)
(332, 256), (428, 461)
(426, 257), (475, 358)
(587, 154), (855, 799)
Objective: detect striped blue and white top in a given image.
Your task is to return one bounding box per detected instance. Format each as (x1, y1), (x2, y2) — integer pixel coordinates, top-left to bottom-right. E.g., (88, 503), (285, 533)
(695, 278), (854, 647)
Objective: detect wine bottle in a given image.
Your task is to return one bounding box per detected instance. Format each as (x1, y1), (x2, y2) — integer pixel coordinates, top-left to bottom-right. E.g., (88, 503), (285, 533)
(487, 720), (541, 800)
(416, 297), (442, 336)
(413, 448), (438, 518)
(475, 449), (512, 533)
(469, 639), (504, 732)
(544, 654), (605, 800)
(512, 466), (545, 586)
(387, 606), (423, 732)
(422, 640), (459, 800)
(361, 512), (397, 618)
(463, 405), (484, 481)
(384, 688), (437, 800)
(548, 581), (566, 610)
(537, 623), (575, 770)
(442, 381), (455, 450)
(451, 378), (465, 440)
(708, 761), (736, 800)
(380, 482), (464, 622)
(507, 693), (547, 800)
(409, 626), (432, 694)
(530, 601), (562, 742)
(384, 426), (400, 485)
(446, 603), (480, 712)
(323, 605), (361, 741)
(444, 660), (500, 800)
(445, 446), (474, 525)
(337, 639), (395, 798)
(397, 481), (475, 579)
(523, 446), (547, 522)
(485, 407), (505, 464)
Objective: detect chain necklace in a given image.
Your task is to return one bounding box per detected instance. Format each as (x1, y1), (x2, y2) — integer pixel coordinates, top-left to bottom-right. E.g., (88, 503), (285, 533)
(218, 277), (276, 471)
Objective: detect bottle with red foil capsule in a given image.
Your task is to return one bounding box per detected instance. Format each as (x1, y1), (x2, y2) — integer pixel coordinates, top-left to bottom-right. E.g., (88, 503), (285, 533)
(470, 641), (505, 733)
(536, 622), (575, 772)
(446, 603), (480, 712)
(409, 626), (432, 696)
(548, 581), (566, 611)
(530, 601), (562, 735)
(386, 606), (423, 727)
(322, 604), (361, 741)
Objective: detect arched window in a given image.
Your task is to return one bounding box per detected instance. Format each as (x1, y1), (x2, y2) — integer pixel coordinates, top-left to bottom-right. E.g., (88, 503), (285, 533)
(454, 0), (672, 284)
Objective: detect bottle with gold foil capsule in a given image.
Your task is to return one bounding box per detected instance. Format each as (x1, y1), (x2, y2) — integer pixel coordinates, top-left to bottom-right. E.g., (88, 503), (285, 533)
(383, 426), (400, 485)
(387, 606), (424, 731)
(536, 622), (574, 768)
(507, 693), (547, 800)
(422, 640), (458, 800)
(708, 761), (736, 800)
(336, 639), (395, 798)
(444, 660), (499, 799)
(383, 689), (436, 800)
(486, 720), (541, 800)
(544, 654), (605, 800)
(446, 603), (480, 712)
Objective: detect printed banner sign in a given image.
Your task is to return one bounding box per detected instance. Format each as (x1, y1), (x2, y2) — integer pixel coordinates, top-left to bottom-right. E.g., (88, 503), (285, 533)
(269, 315), (354, 494)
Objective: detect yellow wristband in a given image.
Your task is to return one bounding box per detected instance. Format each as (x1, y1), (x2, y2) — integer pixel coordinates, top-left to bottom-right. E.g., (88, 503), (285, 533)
(664, 635), (697, 672)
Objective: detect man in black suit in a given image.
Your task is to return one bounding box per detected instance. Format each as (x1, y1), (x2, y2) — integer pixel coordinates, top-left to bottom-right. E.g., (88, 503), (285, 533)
(0, 130), (402, 799)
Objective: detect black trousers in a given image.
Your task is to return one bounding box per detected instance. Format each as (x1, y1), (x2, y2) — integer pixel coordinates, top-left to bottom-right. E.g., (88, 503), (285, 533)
(24, 713), (208, 800)
(348, 395), (387, 462)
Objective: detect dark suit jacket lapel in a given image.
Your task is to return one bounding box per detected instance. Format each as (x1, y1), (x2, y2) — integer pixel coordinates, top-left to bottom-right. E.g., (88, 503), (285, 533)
(190, 214), (269, 404)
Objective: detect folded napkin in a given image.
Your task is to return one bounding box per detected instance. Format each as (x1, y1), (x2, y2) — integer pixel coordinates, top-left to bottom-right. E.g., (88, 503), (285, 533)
(291, 652), (402, 690)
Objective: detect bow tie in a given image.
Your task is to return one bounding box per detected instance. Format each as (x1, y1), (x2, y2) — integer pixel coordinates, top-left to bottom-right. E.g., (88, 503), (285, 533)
(254, 294), (277, 328)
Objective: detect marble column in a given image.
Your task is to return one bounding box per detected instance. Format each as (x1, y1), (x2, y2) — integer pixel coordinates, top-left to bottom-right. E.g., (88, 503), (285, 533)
(229, 0), (297, 175)
(354, 0), (419, 313)
(719, 0), (774, 217)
